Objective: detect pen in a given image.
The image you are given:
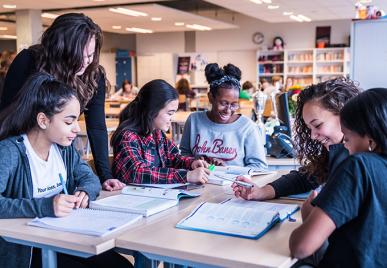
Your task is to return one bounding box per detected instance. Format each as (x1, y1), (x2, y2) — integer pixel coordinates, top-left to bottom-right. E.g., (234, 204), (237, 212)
(59, 173), (68, 195)
(214, 174), (254, 188)
(209, 164), (215, 172)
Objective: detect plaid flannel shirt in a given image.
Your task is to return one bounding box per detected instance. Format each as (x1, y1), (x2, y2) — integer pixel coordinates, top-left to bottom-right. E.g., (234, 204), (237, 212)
(113, 129), (195, 184)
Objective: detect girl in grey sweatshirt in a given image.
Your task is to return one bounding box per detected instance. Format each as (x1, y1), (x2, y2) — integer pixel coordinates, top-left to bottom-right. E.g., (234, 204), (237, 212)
(180, 63), (267, 169)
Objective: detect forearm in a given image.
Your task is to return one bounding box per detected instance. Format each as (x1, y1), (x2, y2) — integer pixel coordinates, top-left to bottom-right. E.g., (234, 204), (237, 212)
(0, 196), (55, 218)
(269, 170), (318, 198)
(256, 184), (276, 200)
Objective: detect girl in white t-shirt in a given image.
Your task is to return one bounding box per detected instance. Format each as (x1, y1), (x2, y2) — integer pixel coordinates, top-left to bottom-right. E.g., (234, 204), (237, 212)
(0, 73), (131, 268)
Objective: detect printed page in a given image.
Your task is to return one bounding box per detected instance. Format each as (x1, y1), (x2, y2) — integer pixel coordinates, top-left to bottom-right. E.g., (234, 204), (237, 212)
(122, 186), (199, 200)
(224, 198), (299, 220)
(90, 194), (178, 216)
(129, 183), (189, 189)
(178, 202), (277, 238)
(28, 209), (141, 236)
(213, 166), (271, 176)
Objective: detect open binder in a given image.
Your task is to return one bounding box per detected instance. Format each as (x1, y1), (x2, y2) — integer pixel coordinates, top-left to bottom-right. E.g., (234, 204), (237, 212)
(176, 198), (299, 239)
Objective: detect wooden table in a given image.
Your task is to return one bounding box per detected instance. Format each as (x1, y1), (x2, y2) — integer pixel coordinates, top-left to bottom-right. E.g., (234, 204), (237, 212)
(116, 171), (302, 268)
(0, 172), (299, 268)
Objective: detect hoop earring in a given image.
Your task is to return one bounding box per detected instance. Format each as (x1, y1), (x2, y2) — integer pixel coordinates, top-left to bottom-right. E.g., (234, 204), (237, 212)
(368, 145), (373, 152)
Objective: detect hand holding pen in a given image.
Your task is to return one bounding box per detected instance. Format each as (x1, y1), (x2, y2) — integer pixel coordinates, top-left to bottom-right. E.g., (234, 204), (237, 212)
(209, 165), (255, 188)
(231, 176), (259, 200)
(59, 173), (89, 209)
(53, 173), (84, 217)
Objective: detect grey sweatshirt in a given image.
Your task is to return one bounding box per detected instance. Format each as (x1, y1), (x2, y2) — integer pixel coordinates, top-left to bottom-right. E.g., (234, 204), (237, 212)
(180, 111), (267, 169)
(0, 135), (101, 268)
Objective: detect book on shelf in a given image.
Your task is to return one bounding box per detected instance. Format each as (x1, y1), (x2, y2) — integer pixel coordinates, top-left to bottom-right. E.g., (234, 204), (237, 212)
(90, 186), (200, 217)
(208, 166), (273, 185)
(28, 208), (142, 237)
(176, 198), (299, 239)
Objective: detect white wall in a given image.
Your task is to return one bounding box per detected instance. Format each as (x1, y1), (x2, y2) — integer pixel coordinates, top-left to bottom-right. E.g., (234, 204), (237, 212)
(102, 32), (136, 52)
(136, 32), (185, 54)
(135, 13), (351, 84)
(196, 13), (351, 51)
(99, 52), (116, 92)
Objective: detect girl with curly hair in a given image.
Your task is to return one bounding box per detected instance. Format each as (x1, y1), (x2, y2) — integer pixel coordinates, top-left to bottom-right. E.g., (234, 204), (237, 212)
(233, 77), (360, 200)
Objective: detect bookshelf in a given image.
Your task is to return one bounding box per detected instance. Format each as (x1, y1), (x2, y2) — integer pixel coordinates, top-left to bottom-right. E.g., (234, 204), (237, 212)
(257, 50), (284, 83)
(257, 47), (350, 87)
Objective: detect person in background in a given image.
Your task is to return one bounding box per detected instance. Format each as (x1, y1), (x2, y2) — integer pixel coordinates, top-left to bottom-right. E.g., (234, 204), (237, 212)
(233, 77), (360, 200)
(180, 63), (267, 169)
(239, 81), (255, 100)
(290, 88), (387, 267)
(242, 81), (256, 96)
(111, 79), (139, 100)
(0, 13), (123, 191)
(0, 50), (16, 101)
(284, 77), (294, 92)
(0, 73), (131, 268)
(261, 78), (279, 96)
(175, 78), (196, 110)
(111, 79), (210, 185)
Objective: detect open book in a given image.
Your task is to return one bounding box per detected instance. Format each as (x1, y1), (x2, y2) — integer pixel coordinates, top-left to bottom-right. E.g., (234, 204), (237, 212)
(90, 186), (200, 217)
(222, 198), (299, 221)
(176, 199), (299, 239)
(28, 208), (142, 237)
(208, 166), (273, 185)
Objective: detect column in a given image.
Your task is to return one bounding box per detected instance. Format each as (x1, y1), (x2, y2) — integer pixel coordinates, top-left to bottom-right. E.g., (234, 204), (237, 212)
(15, 9), (42, 52)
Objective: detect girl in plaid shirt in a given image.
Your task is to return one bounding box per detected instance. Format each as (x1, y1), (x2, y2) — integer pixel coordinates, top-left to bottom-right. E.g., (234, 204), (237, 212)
(111, 79), (210, 184)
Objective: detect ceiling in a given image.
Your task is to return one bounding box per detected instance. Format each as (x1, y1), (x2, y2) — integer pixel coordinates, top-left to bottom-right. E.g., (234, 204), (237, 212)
(0, 0), (385, 39)
(205, 0), (387, 23)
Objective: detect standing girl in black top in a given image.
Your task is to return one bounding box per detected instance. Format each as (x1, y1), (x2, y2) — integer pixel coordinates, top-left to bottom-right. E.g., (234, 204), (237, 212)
(0, 13), (124, 191)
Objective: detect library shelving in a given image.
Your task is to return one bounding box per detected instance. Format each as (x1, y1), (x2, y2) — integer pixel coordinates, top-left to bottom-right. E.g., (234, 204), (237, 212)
(257, 47), (350, 87)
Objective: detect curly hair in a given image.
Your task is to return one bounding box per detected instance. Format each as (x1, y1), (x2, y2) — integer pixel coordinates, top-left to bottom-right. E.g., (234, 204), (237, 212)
(294, 77), (361, 183)
(205, 63), (241, 96)
(30, 13), (103, 110)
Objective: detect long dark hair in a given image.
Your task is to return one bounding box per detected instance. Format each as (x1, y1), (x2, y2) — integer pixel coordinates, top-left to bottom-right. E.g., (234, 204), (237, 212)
(294, 77), (361, 183)
(0, 72), (78, 140)
(341, 88), (387, 155)
(111, 79), (178, 146)
(205, 63), (241, 97)
(30, 13), (103, 109)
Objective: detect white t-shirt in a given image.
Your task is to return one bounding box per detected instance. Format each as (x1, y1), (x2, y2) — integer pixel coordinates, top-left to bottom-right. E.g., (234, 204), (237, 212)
(22, 134), (67, 198)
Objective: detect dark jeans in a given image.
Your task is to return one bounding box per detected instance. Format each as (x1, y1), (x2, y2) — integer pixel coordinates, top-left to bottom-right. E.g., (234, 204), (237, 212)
(292, 240), (329, 268)
(31, 247), (133, 268)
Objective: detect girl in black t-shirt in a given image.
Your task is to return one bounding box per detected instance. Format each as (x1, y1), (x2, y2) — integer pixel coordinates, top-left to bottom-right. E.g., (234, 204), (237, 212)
(290, 88), (387, 267)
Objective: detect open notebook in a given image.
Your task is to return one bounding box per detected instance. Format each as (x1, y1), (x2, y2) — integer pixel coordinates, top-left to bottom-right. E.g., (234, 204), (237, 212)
(208, 166), (273, 185)
(90, 186), (200, 217)
(28, 208), (142, 237)
(176, 198), (299, 239)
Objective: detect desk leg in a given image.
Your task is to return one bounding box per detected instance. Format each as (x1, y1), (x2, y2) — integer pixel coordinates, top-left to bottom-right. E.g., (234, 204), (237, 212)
(42, 248), (57, 268)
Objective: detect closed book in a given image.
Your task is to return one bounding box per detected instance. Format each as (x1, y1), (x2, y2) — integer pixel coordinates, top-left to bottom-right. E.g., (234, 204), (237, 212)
(90, 186), (200, 217)
(208, 166), (273, 185)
